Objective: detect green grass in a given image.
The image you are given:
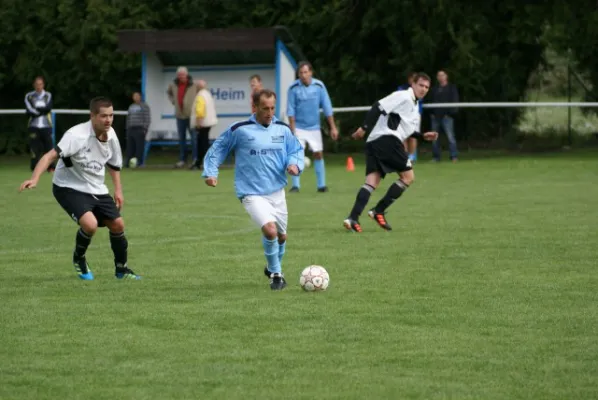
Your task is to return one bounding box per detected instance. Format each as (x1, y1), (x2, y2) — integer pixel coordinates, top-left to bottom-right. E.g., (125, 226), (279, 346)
(1, 152), (597, 399)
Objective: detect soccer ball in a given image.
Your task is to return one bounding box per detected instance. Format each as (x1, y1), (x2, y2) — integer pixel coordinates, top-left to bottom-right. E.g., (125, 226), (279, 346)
(299, 265), (329, 292)
(304, 156), (311, 168)
(129, 157), (138, 168)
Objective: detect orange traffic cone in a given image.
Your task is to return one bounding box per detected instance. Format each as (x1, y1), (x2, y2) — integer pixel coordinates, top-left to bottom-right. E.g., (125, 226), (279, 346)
(346, 156), (355, 172)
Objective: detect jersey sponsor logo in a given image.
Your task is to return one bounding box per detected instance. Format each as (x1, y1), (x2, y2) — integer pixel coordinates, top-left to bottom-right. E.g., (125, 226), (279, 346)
(261, 148), (282, 155)
(82, 160), (104, 172)
(249, 148), (282, 156)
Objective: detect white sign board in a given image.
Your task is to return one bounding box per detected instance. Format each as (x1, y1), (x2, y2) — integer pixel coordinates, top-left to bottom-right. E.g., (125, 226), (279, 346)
(143, 53), (275, 140)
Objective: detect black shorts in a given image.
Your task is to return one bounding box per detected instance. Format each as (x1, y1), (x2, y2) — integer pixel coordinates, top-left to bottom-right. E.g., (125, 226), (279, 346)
(52, 184), (120, 227)
(365, 135), (412, 178)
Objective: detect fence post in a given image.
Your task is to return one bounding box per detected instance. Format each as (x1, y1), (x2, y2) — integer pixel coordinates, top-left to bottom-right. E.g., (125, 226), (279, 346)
(567, 57), (572, 146)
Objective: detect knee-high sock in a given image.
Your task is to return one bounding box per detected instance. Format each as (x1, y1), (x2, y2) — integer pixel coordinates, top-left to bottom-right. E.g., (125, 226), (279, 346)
(262, 237), (281, 274)
(109, 231), (128, 267)
(374, 180), (409, 213)
(349, 184), (375, 220)
(74, 228), (92, 260)
(314, 158), (326, 188)
(278, 241), (286, 265)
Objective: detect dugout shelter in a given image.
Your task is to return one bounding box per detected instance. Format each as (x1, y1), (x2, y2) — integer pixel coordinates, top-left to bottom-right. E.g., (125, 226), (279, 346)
(117, 26), (304, 161)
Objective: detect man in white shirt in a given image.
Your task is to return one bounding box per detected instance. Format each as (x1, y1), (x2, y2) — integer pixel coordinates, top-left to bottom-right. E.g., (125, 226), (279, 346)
(19, 97), (140, 281)
(343, 73), (438, 233)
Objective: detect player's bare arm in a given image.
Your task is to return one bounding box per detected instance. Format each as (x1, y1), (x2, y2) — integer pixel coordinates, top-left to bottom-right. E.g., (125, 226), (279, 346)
(287, 165), (300, 176)
(410, 131), (439, 141)
(352, 127), (366, 140)
(108, 168), (124, 210)
(423, 131), (439, 141)
(19, 149), (59, 191)
(205, 177), (218, 187)
(327, 116), (339, 140)
(288, 116), (296, 134)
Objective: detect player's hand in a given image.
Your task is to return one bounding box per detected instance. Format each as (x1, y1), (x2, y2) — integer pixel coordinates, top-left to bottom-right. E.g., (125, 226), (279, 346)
(423, 131), (439, 141)
(205, 177), (218, 187)
(287, 165), (299, 176)
(114, 190), (124, 210)
(330, 127), (339, 141)
(352, 127), (365, 140)
(19, 179), (38, 192)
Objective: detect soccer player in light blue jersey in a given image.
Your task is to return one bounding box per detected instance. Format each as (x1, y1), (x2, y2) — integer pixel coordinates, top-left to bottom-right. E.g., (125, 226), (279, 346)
(287, 61), (339, 193)
(202, 89), (304, 290)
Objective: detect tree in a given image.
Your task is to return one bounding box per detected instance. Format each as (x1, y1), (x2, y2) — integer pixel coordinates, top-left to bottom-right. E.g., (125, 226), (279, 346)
(0, 0), (572, 153)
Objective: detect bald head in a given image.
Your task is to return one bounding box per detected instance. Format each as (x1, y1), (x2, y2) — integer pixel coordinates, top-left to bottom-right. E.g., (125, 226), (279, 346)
(196, 79), (207, 89)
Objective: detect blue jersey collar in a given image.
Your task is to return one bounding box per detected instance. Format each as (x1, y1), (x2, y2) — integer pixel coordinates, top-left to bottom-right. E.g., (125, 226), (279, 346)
(249, 114), (278, 127)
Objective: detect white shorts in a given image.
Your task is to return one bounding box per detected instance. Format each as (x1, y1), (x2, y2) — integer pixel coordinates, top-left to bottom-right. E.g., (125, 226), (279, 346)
(295, 128), (323, 153)
(241, 189), (288, 234)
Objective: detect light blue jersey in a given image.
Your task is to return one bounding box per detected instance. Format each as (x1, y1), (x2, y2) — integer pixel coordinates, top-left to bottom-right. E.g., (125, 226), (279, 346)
(286, 78), (333, 131)
(202, 115), (305, 199)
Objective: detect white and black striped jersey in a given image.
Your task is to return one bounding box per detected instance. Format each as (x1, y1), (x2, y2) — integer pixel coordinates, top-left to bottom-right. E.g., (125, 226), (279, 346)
(366, 88), (421, 143)
(53, 121), (122, 195)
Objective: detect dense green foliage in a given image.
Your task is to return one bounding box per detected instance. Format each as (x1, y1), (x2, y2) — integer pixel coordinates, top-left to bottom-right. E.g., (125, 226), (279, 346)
(0, 0), (595, 153)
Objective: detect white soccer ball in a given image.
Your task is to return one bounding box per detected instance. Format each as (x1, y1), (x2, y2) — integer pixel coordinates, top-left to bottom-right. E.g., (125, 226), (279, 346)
(299, 265), (330, 292)
(129, 157), (138, 169)
(303, 156), (311, 168)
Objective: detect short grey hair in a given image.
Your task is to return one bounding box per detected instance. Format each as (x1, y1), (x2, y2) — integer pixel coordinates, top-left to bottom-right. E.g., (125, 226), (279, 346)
(176, 66), (188, 75)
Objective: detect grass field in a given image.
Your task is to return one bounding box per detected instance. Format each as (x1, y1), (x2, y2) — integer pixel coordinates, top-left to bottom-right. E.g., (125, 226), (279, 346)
(1, 151), (597, 399)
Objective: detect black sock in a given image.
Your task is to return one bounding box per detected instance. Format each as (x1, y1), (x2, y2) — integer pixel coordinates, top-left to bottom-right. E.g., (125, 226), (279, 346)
(374, 180), (409, 214)
(74, 228), (92, 260)
(349, 184), (375, 220)
(109, 231), (128, 268)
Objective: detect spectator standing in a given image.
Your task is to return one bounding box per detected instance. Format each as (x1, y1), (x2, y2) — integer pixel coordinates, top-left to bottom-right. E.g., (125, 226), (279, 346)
(429, 70), (459, 162)
(25, 76), (55, 171)
(167, 66), (198, 168)
(191, 80), (218, 169)
(125, 91), (151, 168)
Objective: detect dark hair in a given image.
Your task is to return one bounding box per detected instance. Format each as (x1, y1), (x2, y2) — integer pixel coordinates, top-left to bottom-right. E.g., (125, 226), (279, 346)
(252, 89), (276, 107)
(413, 72), (431, 83)
(33, 76), (45, 84)
(249, 74), (262, 82)
(295, 61), (313, 78)
(90, 97), (113, 114)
